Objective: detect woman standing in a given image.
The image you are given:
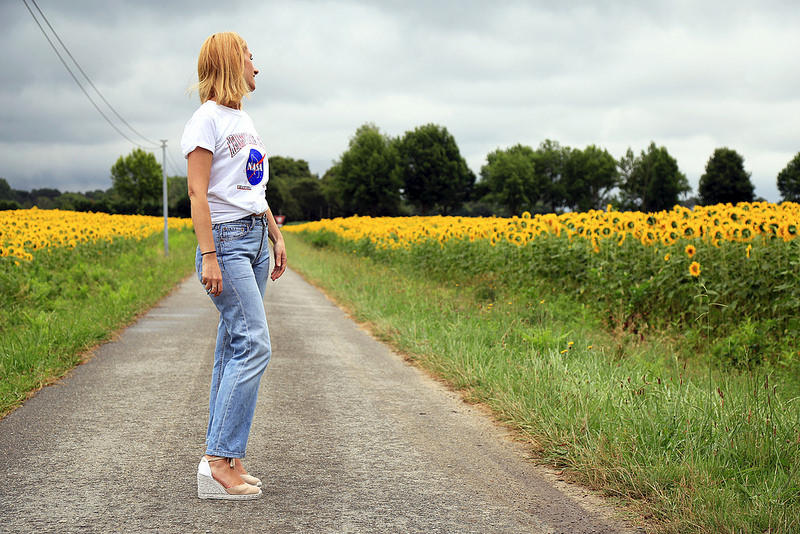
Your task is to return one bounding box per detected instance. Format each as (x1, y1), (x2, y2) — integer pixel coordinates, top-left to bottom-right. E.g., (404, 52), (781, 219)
(181, 32), (286, 500)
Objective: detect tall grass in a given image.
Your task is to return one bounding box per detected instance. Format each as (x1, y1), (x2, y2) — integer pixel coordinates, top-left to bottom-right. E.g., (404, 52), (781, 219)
(287, 207), (800, 371)
(285, 231), (800, 533)
(0, 229), (197, 417)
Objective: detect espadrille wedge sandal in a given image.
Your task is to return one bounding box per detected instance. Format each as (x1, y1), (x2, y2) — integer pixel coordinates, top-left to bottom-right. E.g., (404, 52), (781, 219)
(231, 458), (262, 488)
(239, 472), (263, 488)
(197, 457), (261, 500)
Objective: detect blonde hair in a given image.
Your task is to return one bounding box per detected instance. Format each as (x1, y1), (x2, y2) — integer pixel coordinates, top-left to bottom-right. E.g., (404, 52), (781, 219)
(196, 32), (250, 108)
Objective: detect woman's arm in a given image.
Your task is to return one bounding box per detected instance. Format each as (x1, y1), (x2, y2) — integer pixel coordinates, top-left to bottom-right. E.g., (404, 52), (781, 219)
(265, 209), (287, 281)
(187, 148), (223, 296)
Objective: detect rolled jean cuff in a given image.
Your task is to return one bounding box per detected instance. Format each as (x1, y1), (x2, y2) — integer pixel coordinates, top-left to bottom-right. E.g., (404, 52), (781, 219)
(204, 448), (245, 459)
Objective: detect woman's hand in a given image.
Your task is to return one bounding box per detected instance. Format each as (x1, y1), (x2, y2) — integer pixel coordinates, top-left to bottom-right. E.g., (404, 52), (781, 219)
(265, 209), (287, 281)
(202, 253), (223, 296)
(271, 239), (287, 281)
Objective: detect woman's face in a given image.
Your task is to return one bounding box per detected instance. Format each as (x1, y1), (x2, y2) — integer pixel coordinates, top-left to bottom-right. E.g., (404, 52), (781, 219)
(244, 46), (258, 91)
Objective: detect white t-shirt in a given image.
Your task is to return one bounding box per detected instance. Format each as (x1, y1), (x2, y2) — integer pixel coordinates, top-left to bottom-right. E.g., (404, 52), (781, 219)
(181, 101), (269, 224)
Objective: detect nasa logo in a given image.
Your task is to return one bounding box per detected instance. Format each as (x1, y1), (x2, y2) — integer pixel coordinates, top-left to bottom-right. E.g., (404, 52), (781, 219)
(245, 149), (265, 185)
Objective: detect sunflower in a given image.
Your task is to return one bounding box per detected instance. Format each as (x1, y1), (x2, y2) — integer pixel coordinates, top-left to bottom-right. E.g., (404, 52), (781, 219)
(689, 261), (701, 277)
(685, 244), (696, 258)
(664, 253), (670, 262)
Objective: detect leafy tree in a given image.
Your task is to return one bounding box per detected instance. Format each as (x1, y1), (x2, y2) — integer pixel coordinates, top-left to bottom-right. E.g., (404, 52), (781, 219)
(471, 178), (491, 203)
(110, 148), (162, 214)
(619, 142), (690, 212)
(616, 148), (635, 183)
(53, 192), (98, 212)
(335, 124), (401, 216)
(457, 179), (501, 216)
(0, 179), (32, 210)
(0, 178), (12, 200)
(264, 156), (315, 221)
(84, 189), (108, 201)
(30, 187), (61, 198)
(290, 177), (326, 221)
(82, 190), (112, 213)
(777, 152), (800, 202)
(320, 165), (346, 218)
(698, 148), (754, 205)
(562, 145), (619, 211)
(167, 176), (190, 218)
(28, 188), (62, 210)
(479, 144), (537, 215)
(533, 140), (568, 212)
(10, 188), (32, 207)
(265, 178), (301, 220)
(394, 124), (474, 215)
(268, 156), (314, 182)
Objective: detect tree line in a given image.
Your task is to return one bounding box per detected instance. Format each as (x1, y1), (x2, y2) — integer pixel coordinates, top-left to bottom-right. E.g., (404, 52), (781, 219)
(2, 125), (800, 218)
(273, 123), (800, 218)
(315, 123), (800, 217)
(0, 148), (191, 217)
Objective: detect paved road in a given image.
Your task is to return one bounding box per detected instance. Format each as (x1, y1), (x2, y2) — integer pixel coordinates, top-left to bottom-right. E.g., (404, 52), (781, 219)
(0, 268), (645, 533)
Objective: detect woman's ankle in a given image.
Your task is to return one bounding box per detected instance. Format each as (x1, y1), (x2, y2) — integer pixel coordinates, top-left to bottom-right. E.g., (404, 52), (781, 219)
(203, 456), (244, 486)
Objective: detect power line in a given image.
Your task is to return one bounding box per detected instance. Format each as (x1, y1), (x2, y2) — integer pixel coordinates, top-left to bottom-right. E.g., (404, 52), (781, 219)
(21, 0), (159, 150)
(165, 148), (185, 177)
(164, 148), (183, 176)
(30, 0), (160, 148)
(30, 0), (160, 147)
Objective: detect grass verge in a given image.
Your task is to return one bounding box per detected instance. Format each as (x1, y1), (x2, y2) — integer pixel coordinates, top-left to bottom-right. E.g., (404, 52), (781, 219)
(0, 229), (197, 418)
(284, 231), (800, 534)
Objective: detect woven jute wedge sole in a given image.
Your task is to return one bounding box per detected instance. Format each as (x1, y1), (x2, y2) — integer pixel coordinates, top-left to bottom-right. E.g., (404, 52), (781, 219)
(196, 472), (261, 500)
(197, 457), (261, 500)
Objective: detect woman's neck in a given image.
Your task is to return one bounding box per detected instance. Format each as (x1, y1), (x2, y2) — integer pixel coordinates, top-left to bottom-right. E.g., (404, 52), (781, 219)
(210, 98), (241, 110)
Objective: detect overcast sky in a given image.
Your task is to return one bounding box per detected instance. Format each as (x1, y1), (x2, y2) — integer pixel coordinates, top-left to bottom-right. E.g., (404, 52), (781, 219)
(2, 0), (798, 202)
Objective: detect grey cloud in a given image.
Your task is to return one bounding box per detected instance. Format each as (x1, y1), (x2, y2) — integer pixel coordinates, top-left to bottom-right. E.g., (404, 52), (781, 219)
(1, 1), (798, 201)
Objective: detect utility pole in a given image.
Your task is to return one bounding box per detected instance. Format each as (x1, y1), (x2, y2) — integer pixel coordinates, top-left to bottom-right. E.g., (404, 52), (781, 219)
(161, 139), (169, 256)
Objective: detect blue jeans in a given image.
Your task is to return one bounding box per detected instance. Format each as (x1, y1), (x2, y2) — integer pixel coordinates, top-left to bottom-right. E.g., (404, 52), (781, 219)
(195, 214), (272, 458)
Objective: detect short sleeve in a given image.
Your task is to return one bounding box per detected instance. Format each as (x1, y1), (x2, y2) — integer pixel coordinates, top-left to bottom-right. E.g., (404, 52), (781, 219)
(181, 108), (216, 158)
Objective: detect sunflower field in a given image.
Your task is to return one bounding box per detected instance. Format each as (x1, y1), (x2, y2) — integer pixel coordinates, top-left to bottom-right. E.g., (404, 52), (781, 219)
(286, 201), (800, 366)
(0, 208), (196, 416)
(0, 207), (193, 262)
